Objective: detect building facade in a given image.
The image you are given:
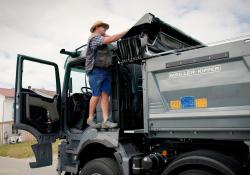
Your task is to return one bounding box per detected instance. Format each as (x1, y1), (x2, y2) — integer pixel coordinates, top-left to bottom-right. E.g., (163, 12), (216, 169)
(0, 87), (56, 144)
(0, 88), (16, 144)
(0, 87), (57, 144)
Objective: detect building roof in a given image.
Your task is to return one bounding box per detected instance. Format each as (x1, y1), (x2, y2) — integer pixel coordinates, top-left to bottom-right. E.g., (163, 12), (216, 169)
(32, 88), (56, 97)
(0, 88), (15, 98)
(0, 87), (56, 98)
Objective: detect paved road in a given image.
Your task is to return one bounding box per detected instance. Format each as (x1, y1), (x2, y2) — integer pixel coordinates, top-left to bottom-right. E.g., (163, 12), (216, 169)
(0, 156), (57, 175)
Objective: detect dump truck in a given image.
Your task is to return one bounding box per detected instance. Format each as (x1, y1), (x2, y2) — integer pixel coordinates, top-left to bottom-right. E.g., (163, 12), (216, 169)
(14, 13), (250, 175)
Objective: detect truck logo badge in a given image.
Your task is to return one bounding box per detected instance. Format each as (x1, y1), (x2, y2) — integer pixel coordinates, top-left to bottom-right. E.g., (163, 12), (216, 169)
(169, 65), (221, 79)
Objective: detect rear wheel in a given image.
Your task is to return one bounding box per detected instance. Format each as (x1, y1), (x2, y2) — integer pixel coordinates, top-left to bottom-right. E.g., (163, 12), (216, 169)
(80, 158), (120, 175)
(162, 150), (242, 175)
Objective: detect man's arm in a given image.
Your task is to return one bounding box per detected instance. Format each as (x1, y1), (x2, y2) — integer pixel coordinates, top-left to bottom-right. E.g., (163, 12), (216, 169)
(102, 30), (128, 44)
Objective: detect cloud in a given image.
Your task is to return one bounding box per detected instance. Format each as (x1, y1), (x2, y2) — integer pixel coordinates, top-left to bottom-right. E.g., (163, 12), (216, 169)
(172, 0), (250, 42)
(109, 0), (250, 40)
(0, 0), (249, 89)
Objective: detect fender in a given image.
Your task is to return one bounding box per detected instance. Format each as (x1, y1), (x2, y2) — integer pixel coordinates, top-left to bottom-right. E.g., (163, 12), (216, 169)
(74, 128), (137, 175)
(76, 128), (120, 156)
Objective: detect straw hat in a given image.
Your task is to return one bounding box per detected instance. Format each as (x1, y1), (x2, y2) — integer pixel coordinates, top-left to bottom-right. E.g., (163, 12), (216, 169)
(90, 20), (109, 33)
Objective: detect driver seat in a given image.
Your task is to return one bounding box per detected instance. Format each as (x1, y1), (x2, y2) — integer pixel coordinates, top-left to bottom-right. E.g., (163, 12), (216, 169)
(69, 92), (92, 130)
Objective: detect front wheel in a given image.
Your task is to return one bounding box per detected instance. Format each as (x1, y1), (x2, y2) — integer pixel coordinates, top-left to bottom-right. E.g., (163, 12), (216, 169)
(80, 158), (120, 175)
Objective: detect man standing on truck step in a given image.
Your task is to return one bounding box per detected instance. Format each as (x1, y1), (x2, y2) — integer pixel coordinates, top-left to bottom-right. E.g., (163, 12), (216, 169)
(85, 20), (127, 128)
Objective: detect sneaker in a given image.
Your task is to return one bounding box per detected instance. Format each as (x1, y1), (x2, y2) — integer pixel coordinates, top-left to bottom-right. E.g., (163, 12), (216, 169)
(87, 118), (101, 129)
(102, 120), (118, 129)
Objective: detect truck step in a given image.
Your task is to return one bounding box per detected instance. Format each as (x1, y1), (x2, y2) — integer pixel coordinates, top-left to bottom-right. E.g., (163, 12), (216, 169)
(64, 163), (79, 174)
(65, 148), (78, 154)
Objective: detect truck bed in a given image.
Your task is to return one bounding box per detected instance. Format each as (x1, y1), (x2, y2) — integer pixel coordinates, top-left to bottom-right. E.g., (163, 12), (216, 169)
(145, 38), (250, 140)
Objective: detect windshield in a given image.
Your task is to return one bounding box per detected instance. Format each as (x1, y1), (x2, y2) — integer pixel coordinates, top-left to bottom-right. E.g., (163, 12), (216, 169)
(69, 67), (90, 94)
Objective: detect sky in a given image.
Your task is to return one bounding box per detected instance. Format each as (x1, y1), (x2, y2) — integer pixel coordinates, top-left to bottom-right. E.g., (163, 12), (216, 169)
(0, 0), (250, 90)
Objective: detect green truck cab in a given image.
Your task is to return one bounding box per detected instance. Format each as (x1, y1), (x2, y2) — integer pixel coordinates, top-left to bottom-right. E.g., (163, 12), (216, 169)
(14, 13), (250, 175)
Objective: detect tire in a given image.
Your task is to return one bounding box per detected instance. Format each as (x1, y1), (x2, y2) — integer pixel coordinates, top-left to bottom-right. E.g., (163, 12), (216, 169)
(80, 158), (120, 175)
(162, 150), (242, 175)
(177, 168), (219, 175)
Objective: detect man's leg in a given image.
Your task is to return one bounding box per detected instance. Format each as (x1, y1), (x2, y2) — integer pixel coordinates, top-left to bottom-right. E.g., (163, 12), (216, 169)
(88, 96), (100, 121)
(100, 92), (109, 122)
(101, 91), (118, 128)
(99, 72), (117, 128)
(87, 95), (102, 128)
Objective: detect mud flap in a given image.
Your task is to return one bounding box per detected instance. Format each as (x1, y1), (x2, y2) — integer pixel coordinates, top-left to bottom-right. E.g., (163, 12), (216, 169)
(29, 143), (53, 168)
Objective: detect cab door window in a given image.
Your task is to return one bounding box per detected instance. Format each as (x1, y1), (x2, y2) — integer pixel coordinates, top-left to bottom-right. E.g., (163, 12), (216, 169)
(67, 66), (91, 130)
(20, 59), (60, 133)
(22, 60), (57, 96)
(69, 67), (90, 94)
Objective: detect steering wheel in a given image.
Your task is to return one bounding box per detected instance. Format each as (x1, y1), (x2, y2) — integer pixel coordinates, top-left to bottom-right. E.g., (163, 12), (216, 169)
(81, 87), (91, 93)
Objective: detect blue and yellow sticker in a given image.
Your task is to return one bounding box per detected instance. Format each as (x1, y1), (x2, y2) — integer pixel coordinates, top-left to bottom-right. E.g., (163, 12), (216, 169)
(170, 96), (207, 110)
(181, 96), (195, 109)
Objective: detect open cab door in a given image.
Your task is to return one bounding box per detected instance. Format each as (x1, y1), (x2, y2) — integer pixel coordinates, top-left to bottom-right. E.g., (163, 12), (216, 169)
(14, 55), (61, 168)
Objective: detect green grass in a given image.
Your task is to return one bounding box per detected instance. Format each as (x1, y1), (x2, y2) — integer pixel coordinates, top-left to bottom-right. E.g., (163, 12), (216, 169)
(0, 140), (60, 159)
